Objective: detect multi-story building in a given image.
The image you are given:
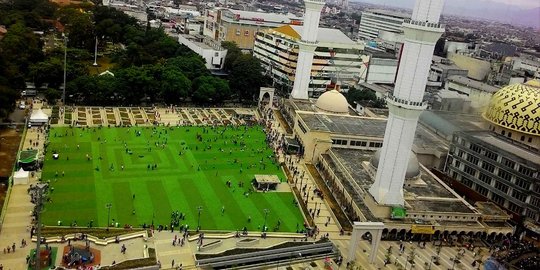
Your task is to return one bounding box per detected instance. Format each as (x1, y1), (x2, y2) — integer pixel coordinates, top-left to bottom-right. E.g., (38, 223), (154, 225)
(203, 8), (302, 50)
(253, 25), (364, 97)
(445, 80), (540, 228)
(358, 9), (410, 41)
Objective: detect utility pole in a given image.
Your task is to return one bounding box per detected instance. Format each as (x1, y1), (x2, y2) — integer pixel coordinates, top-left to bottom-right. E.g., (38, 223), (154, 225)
(33, 183), (47, 270)
(106, 203), (112, 231)
(196, 206), (203, 232)
(263, 209), (270, 232)
(62, 34), (68, 105)
(93, 36), (98, 66)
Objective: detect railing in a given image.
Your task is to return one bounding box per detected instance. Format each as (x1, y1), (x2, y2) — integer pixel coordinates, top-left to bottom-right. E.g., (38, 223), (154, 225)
(404, 18), (444, 29)
(386, 94), (428, 108)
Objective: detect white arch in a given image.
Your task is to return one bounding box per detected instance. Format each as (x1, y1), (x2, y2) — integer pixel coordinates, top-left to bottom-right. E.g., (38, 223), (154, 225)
(258, 87), (275, 109)
(347, 221), (385, 264)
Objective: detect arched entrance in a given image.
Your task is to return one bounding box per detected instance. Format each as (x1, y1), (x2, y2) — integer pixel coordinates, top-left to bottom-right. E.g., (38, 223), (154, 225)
(258, 87), (275, 108)
(347, 222), (385, 264)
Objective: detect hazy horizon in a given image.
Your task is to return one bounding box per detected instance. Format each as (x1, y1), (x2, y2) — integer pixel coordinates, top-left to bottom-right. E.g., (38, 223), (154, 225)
(352, 0), (540, 28)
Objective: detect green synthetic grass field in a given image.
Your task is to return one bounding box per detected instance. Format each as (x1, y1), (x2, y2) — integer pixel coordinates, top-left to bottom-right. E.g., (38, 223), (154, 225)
(40, 126), (305, 232)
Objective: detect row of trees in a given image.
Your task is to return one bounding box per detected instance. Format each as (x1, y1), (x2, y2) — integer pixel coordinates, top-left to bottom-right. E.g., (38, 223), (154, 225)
(0, 0), (267, 117)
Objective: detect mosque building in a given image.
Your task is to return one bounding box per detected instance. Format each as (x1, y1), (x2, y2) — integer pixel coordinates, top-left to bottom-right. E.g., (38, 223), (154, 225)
(275, 0), (517, 240)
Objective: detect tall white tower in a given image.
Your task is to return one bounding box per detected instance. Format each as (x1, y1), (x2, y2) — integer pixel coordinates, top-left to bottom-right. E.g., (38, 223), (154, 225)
(368, 0), (445, 206)
(290, 0), (326, 100)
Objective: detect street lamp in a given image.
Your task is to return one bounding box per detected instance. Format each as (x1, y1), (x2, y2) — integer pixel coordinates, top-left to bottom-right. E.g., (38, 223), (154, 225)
(93, 36), (98, 66)
(105, 203), (112, 231)
(62, 34), (68, 105)
(263, 209), (270, 232)
(33, 183), (47, 270)
(196, 206), (203, 232)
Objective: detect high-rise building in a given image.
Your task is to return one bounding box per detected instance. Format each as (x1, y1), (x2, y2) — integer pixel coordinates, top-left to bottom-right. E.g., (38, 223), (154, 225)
(290, 0), (326, 100)
(253, 25), (364, 97)
(368, 0), (446, 206)
(358, 9), (410, 41)
(202, 8), (302, 50)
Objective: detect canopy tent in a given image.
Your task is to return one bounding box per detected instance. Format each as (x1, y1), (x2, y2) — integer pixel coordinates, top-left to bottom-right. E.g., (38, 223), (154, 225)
(29, 109), (49, 126)
(18, 149), (39, 171)
(13, 168), (29, 185)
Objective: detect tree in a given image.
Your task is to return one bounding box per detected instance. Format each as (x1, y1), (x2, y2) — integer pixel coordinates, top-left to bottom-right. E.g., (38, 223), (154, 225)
(345, 88), (381, 107)
(221, 41), (242, 72)
(228, 54), (263, 102)
(192, 76), (230, 104)
(0, 85), (19, 119)
(44, 88), (60, 103)
(165, 55), (208, 80)
(160, 69), (191, 104)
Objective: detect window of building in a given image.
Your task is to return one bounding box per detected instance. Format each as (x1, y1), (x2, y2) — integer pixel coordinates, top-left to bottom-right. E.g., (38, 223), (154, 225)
(508, 132), (512, 138)
(454, 160), (461, 169)
(530, 197), (540, 208)
(470, 144), (481, 153)
(521, 136), (525, 141)
(461, 176), (473, 187)
(502, 157), (515, 170)
(498, 169), (512, 181)
(464, 165), (476, 176)
(512, 190), (527, 202)
(466, 155), (479, 165)
(528, 137), (532, 143)
(485, 150), (498, 161)
(518, 166), (534, 177)
(495, 181), (509, 194)
(332, 139), (347, 146)
(481, 162), (495, 173)
(457, 150), (464, 158)
(491, 193), (505, 205)
(508, 202), (523, 214)
(525, 209), (537, 221)
(479, 172), (492, 185)
(515, 178), (530, 190)
(502, 130), (505, 136)
(476, 185), (489, 196)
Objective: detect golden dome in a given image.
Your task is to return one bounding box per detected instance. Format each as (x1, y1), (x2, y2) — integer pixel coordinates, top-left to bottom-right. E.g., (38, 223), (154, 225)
(315, 90), (349, 114)
(483, 80), (540, 136)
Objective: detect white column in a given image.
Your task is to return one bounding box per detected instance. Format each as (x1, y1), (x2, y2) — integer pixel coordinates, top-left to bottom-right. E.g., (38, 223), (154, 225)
(290, 0), (325, 100)
(291, 43), (316, 99)
(368, 104), (422, 205)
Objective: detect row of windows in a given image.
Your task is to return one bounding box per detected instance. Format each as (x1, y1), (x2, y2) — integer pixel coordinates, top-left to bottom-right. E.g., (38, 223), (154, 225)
(297, 120), (307, 134)
(332, 139), (348, 146)
(331, 139), (382, 148)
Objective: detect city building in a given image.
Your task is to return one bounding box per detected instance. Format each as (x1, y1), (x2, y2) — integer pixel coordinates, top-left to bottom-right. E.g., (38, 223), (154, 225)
(448, 52), (492, 81)
(428, 56), (469, 88)
(444, 75), (500, 111)
(177, 34), (227, 70)
(253, 25), (364, 97)
(358, 9), (410, 41)
(202, 8), (303, 50)
(444, 80), (540, 232)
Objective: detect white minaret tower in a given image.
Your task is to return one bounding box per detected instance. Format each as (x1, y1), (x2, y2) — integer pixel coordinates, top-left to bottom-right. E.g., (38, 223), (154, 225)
(290, 0), (326, 100)
(368, 0), (445, 206)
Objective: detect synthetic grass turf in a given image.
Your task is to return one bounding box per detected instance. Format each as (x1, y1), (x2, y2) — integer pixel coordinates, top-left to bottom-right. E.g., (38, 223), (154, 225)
(40, 126), (305, 232)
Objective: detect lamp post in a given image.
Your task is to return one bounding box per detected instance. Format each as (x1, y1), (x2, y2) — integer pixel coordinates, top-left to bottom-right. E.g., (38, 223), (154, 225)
(105, 203), (112, 231)
(92, 36), (98, 66)
(263, 209), (270, 232)
(33, 183), (47, 270)
(62, 34), (68, 105)
(196, 206), (203, 232)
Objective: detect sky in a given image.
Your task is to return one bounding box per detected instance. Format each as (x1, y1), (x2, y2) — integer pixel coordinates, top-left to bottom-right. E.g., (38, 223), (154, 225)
(353, 0), (540, 9)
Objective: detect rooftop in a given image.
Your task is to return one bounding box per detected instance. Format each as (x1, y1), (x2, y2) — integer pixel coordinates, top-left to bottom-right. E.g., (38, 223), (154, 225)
(225, 9), (301, 24)
(289, 25), (357, 45)
(419, 110), (485, 140)
(298, 113), (386, 137)
(328, 148), (477, 215)
(364, 9), (411, 20)
(461, 131), (540, 167)
(447, 75), (500, 93)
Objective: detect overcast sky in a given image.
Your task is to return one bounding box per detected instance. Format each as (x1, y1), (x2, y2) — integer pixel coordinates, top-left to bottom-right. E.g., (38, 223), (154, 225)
(353, 0), (540, 9)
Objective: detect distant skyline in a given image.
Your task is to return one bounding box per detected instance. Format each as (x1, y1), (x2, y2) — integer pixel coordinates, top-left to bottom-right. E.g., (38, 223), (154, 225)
(352, 0), (540, 28)
(352, 0), (539, 9)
